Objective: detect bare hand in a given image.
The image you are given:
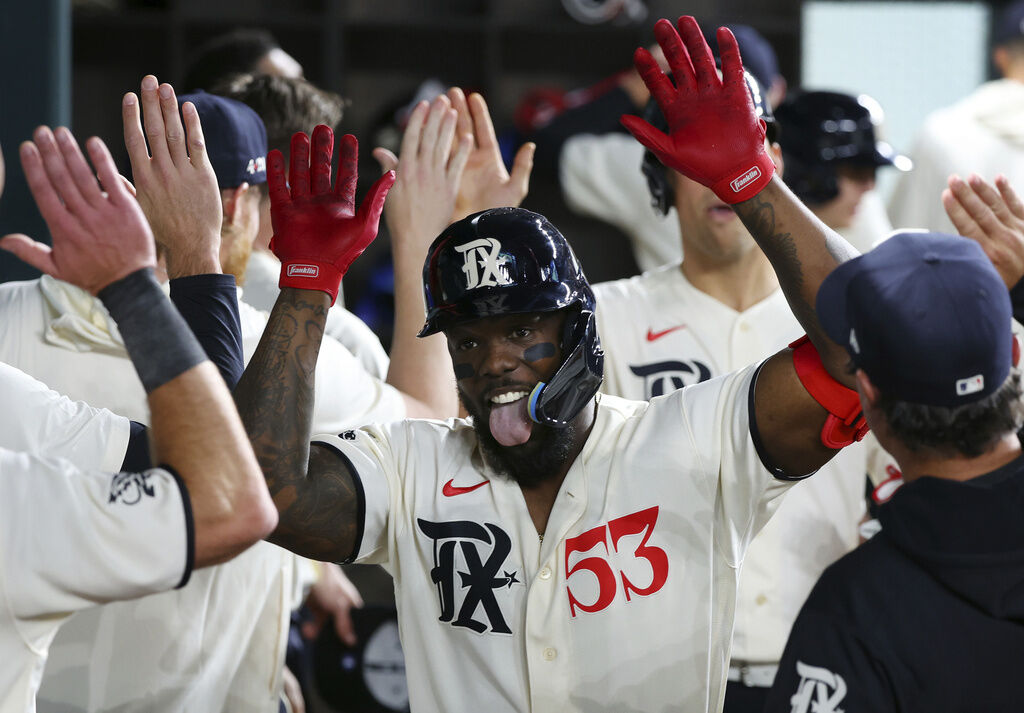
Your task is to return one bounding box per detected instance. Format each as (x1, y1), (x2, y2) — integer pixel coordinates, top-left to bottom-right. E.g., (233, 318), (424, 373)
(447, 87), (534, 222)
(123, 75), (223, 278)
(619, 43), (669, 108)
(943, 173), (1024, 288)
(376, 95), (472, 246)
(0, 127), (156, 294)
(281, 666), (306, 713)
(302, 563), (364, 646)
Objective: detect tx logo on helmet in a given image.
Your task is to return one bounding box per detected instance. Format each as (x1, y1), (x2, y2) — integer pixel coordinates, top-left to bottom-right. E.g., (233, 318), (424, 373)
(418, 518), (521, 635)
(455, 238), (511, 290)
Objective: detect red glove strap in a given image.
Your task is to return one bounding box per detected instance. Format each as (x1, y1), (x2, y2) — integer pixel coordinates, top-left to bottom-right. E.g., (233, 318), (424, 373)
(789, 335), (869, 449)
(278, 259), (344, 305)
(709, 144), (776, 205)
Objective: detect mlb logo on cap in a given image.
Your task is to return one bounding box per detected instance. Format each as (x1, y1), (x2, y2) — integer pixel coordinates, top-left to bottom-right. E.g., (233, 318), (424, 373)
(816, 232), (1013, 408)
(956, 375), (985, 396)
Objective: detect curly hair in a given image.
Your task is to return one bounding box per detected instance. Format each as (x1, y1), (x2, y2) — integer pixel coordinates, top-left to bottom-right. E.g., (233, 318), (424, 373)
(878, 369), (1024, 458)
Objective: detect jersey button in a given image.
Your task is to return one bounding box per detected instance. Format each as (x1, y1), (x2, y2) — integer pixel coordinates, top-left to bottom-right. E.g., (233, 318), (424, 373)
(543, 647), (557, 661)
(539, 566), (552, 580)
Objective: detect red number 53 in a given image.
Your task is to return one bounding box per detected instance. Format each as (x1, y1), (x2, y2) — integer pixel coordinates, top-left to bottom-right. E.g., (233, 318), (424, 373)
(563, 506), (669, 618)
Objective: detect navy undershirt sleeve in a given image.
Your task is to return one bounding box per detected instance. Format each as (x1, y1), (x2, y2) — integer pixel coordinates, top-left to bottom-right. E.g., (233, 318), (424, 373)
(168, 273), (244, 388)
(120, 273), (244, 472)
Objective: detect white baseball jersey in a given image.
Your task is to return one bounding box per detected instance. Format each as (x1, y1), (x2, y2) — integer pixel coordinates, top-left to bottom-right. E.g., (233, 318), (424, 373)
(316, 363), (795, 713)
(0, 451), (191, 713)
(593, 265), (867, 663)
(0, 277), (403, 711)
(0, 276), (404, 428)
(0, 362), (129, 471)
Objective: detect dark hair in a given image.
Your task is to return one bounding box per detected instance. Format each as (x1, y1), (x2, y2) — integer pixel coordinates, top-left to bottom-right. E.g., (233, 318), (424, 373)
(183, 29), (280, 92)
(211, 73), (346, 156)
(878, 370), (1024, 458)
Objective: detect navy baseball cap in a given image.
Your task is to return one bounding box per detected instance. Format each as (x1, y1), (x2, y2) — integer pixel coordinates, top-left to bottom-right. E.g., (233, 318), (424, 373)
(993, 1), (1024, 46)
(177, 91), (267, 188)
(816, 232), (1013, 407)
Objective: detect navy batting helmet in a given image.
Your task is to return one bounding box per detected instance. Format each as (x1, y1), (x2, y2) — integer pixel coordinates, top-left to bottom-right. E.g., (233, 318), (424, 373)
(775, 90), (911, 205)
(642, 70), (776, 216)
(418, 208), (603, 428)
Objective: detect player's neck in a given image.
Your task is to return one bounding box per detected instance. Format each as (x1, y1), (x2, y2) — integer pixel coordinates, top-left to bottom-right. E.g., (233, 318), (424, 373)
(680, 250), (778, 312)
(885, 431), (1022, 483)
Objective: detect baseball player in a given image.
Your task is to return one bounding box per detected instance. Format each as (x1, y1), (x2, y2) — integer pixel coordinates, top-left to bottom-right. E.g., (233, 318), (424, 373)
(591, 74), (867, 712)
(774, 90), (909, 253)
(0, 123), (276, 711)
(231, 16), (871, 712)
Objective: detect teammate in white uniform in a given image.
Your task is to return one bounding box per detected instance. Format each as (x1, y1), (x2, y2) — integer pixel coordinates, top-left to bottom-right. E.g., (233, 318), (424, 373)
(592, 76), (867, 711)
(231, 19), (872, 712)
(7, 79), (441, 712)
(0, 118), (275, 712)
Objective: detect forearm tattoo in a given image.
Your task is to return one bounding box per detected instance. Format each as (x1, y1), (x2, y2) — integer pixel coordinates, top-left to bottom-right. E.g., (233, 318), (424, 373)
(735, 194), (829, 346)
(234, 290), (359, 562)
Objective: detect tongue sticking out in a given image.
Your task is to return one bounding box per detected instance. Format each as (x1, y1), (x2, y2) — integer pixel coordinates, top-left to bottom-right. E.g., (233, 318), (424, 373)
(489, 397), (533, 447)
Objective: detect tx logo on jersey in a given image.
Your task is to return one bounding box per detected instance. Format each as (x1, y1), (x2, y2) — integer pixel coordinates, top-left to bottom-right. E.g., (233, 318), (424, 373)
(789, 661), (847, 713)
(455, 238), (511, 290)
(629, 359), (711, 398)
(109, 471), (155, 505)
(418, 518), (520, 635)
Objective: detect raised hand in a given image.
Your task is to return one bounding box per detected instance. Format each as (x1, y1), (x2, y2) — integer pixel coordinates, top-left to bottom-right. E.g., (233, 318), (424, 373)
(123, 75), (223, 278)
(620, 16), (774, 204)
(372, 95), (471, 243)
(447, 87), (534, 221)
(269, 125), (394, 305)
(943, 174), (1024, 289)
(0, 127), (156, 294)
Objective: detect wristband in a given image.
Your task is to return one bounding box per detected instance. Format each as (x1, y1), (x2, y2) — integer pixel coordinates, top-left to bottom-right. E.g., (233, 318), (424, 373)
(99, 268), (207, 393)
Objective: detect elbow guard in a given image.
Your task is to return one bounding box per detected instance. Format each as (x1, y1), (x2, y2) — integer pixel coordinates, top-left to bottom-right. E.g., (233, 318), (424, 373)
(790, 335), (869, 449)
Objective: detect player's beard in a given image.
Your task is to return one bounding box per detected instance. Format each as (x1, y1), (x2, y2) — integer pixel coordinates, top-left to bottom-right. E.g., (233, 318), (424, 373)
(459, 387), (576, 488)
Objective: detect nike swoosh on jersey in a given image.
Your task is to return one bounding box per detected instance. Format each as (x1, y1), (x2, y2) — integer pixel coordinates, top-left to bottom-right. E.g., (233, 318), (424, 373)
(442, 478), (490, 497)
(646, 324), (687, 342)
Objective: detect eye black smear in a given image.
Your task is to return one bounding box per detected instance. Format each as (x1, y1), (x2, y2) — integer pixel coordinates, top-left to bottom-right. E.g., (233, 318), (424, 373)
(454, 362), (476, 380)
(523, 343), (556, 362)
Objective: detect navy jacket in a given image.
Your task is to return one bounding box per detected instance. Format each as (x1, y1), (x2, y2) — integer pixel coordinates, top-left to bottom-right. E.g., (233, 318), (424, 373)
(765, 453), (1024, 712)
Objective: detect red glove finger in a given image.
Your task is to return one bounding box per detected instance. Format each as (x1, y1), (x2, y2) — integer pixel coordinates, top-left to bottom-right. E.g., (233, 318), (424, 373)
(621, 15), (775, 205)
(310, 125), (333, 197)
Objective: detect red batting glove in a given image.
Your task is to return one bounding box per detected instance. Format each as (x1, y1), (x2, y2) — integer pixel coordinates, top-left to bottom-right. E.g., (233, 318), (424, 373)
(268, 125), (395, 305)
(621, 16), (775, 204)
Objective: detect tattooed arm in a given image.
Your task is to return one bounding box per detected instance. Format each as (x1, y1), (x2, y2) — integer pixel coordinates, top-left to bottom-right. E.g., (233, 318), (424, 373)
(622, 17), (859, 474)
(234, 288), (362, 561)
(736, 178), (858, 474)
(734, 177), (858, 382)
(234, 126), (393, 561)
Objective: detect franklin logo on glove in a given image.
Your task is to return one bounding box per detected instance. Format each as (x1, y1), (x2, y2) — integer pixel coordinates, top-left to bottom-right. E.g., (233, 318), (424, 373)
(286, 264), (319, 278)
(731, 166), (762, 194)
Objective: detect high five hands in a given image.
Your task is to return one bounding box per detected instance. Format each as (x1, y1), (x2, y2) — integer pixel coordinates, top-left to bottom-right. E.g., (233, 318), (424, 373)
(269, 126), (395, 305)
(0, 128), (156, 295)
(620, 16), (775, 204)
